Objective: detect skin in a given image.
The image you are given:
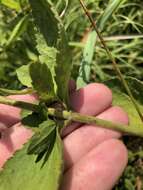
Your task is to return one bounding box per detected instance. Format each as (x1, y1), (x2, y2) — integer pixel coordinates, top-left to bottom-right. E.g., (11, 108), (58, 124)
(0, 82), (128, 190)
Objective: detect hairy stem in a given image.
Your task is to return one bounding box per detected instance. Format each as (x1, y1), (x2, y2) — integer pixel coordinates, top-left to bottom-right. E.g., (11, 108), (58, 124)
(79, 0), (143, 122)
(0, 95), (143, 137)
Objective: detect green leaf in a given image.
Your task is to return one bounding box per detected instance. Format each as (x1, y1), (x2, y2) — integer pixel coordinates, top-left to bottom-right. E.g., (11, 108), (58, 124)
(29, 0), (72, 105)
(22, 111), (46, 128)
(5, 14), (29, 47)
(22, 102), (48, 129)
(36, 36), (57, 75)
(112, 90), (143, 129)
(104, 76), (143, 105)
(16, 65), (32, 87)
(104, 77), (143, 129)
(124, 179), (135, 190)
(30, 62), (56, 102)
(98, 0), (125, 30)
(35, 33), (58, 94)
(55, 0), (69, 17)
(77, 0), (125, 88)
(29, 0), (60, 47)
(27, 120), (56, 155)
(0, 0), (21, 11)
(0, 128), (63, 190)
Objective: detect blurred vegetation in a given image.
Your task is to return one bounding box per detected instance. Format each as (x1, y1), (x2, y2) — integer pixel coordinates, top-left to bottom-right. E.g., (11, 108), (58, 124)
(0, 0), (143, 189)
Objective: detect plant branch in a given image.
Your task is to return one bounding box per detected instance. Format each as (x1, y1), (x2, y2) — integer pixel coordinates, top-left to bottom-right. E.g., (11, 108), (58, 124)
(0, 88), (35, 95)
(47, 108), (143, 137)
(0, 95), (143, 137)
(0, 96), (39, 111)
(79, 0), (143, 122)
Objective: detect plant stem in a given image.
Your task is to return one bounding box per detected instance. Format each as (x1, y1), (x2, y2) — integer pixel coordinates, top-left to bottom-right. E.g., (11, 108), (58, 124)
(0, 88), (35, 95)
(79, 0), (143, 122)
(0, 96), (142, 137)
(0, 96), (39, 111)
(47, 108), (143, 137)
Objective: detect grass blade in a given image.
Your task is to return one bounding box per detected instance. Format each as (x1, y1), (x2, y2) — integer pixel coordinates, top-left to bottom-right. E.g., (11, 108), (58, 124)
(5, 14), (29, 47)
(0, 0), (21, 11)
(77, 0), (125, 88)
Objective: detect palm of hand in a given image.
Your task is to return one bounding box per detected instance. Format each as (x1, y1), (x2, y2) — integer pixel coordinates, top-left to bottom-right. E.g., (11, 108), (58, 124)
(0, 83), (128, 190)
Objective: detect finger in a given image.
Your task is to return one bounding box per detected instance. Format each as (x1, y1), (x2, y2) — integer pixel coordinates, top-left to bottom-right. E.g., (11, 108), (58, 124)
(61, 139), (128, 190)
(63, 106), (128, 170)
(0, 94), (37, 128)
(70, 83), (112, 115)
(0, 123), (33, 168)
(69, 79), (76, 93)
(62, 83), (112, 137)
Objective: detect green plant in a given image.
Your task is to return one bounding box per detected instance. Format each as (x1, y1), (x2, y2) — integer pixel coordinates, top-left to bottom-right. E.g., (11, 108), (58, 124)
(0, 0), (143, 189)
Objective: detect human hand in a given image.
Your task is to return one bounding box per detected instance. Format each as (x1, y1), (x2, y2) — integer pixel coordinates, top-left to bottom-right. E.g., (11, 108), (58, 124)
(0, 82), (128, 190)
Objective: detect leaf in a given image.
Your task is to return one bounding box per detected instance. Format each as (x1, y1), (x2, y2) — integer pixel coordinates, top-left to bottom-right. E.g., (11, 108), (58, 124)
(5, 14), (29, 47)
(0, 128), (64, 190)
(104, 77), (143, 129)
(27, 120), (56, 155)
(98, 0), (125, 30)
(29, 0), (60, 47)
(22, 102), (48, 129)
(22, 111), (46, 128)
(112, 90), (143, 129)
(16, 65), (32, 87)
(77, 0), (125, 88)
(29, 0), (72, 105)
(35, 36), (58, 93)
(0, 0), (21, 11)
(36, 38), (57, 73)
(104, 76), (143, 105)
(124, 179), (135, 190)
(30, 62), (56, 102)
(56, 0), (69, 17)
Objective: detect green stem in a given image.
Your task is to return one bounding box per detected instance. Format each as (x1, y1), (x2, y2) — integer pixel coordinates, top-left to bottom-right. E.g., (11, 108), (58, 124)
(0, 95), (143, 137)
(0, 96), (39, 111)
(79, 0), (143, 122)
(47, 108), (143, 137)
(0, 96), (143, 137)
(0, 88), (35, 95)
